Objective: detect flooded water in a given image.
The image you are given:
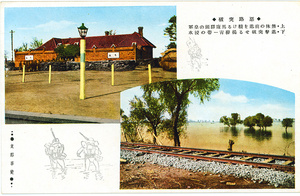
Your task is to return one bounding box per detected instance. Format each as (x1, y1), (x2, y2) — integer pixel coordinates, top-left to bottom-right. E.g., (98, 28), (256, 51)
(130, 121), (295, 156)
(179, 122), (295, 156)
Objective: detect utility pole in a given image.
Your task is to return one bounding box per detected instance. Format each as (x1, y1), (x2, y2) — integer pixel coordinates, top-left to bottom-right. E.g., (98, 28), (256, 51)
(10, 30), (15, 62)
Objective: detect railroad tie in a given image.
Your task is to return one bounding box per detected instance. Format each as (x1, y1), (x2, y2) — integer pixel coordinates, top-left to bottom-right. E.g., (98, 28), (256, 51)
(206, 153), (220, 157)
(261, 158), (274, 164)
(240, 156), (253, 161)
(192, 152), (208, 156)
(282, 160), (293, 166)
(219, 154), (232, 159)
(178, 150), (192, 154)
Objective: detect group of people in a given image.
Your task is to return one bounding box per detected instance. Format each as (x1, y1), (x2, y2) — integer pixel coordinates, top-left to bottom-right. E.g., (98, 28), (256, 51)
(44, 130), (102, 176)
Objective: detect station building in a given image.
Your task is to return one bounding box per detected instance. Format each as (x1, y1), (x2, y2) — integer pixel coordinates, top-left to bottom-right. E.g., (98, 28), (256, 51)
(14, 27), (156, 67)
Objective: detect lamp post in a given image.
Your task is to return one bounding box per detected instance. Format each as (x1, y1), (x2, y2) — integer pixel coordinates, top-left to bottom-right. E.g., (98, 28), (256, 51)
(77, 23), (88, 100)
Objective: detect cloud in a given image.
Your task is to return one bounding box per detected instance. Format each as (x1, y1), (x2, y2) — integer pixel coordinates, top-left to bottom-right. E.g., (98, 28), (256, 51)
(212, 90), (249, 104)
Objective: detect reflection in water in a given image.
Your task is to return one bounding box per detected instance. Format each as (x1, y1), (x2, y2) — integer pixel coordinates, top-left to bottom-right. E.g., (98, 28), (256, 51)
(220, 126), (241, 137)
(282, 132), (293, 140)
(133, 122), (295, 156)
(244, 128), (272, 141)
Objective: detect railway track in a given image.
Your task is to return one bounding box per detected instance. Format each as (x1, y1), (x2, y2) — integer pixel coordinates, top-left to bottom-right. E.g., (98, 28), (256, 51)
(121, 142), (295, 173)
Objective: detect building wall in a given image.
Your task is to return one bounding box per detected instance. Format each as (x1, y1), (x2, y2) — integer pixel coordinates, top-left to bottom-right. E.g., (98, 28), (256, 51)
(15, 45), (153, 67)
(14, 50), (57, 68)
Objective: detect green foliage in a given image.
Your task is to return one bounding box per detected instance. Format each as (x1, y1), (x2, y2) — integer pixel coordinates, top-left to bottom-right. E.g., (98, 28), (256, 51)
(30, 37), (43, 49)
(282, 118), (294, 133)
(54, 44), (80, 61)
(243, 116), (256, 128)
(18, 43), (29, 52)
(262, 115), (273, 130)
(164, 15), (177, 49)
(129, 94), (166, 144)
(120, 109), (139, 142)
(230, 113), (242, 126)
(142, 79), (220, 146)
(220, 116), (230, 127)
(220, 113), (242, 127)
(244, 113), (273, 131)
(254, 113), (265, 130)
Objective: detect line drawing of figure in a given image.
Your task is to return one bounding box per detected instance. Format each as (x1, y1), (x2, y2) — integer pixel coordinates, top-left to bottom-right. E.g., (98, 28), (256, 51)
(44, 129), (67, 179)
(186, 37), (208, 71)
(77, 132), (103, 180)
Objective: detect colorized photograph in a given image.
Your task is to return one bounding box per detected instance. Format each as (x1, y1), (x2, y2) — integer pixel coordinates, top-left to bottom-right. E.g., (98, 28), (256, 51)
(4, 6), (177, 124)
(120, 78), (295, 189)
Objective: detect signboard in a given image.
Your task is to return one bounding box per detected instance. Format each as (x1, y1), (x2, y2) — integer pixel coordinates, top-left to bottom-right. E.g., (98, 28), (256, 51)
(108, 52), (119, 59)
(25, 55), (34, 61)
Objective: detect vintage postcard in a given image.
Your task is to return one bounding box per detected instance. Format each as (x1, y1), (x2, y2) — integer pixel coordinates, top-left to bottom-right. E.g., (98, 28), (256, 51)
(0, 0), (299, 194)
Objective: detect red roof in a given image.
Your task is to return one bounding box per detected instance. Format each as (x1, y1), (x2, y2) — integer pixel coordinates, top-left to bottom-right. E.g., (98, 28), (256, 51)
(35, 32), (156, 51)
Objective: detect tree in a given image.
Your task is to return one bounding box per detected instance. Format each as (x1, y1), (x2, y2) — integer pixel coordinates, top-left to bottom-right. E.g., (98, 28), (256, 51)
(282, 118), (293, 133)
(120, 109), (139, 142)
(164, 15), (176, 49)
(254, 113), (265, 130)
(220, 116), (230, 127)
(220, 113), (242, 127)
(243, 116), (256, 128)
(30, 37), (43, 49)
(229, 113), (242, 127)
(18, 42), (29, 52)
(142, 79), (219, 146)
(129, 93), (166, 144)
(105, 30), (116, 35)
(54, 44), (80, 61)
(262, 115), (273, 131)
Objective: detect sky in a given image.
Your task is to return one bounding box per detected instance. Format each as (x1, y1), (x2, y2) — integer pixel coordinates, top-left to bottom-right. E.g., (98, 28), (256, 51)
(121, 78), (295, 122)
(4, 6), (176, 60)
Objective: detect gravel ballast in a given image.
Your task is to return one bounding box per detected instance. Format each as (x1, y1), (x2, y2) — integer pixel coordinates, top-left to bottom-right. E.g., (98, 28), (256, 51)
(121, 150), (295, 188)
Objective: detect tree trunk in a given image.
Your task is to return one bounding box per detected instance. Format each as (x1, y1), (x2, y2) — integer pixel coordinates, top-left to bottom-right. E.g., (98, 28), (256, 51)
(153, 128), (157, 144)
(285, 127), (288, 134)
(173, 102), (182, 147)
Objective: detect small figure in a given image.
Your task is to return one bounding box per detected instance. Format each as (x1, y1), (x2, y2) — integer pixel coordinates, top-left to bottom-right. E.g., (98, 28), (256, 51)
(45, 129), (67, 176)
(228, 139), (235, 151)
(186, 37), (208, 71)
(77, 132), (103, 172)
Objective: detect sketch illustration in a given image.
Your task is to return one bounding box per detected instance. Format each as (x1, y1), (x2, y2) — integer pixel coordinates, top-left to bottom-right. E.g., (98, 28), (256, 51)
(44, 129), (67, 179)
(77, 132), (103, 180)
(186, 37), (208, 71)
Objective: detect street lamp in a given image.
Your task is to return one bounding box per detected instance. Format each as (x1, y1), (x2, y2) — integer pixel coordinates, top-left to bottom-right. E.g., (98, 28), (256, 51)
(77, 23), (88, 100)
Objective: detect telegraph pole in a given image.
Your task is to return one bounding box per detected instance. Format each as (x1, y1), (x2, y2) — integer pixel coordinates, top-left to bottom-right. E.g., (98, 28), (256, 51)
(10, 30), (15, 61)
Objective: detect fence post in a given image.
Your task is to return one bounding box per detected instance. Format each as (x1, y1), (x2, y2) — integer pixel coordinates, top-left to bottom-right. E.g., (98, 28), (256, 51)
(49, 65), (52, 84)
(22, 64), (25, 83)
(148, 64), (152, 84)
(111, 63), (114, 86)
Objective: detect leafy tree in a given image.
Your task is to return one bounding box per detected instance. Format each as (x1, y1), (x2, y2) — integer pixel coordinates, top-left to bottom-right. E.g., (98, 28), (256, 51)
(243, 116), (256, 128)
(30, 37), (43, 49)
(220, 116), (230, 127)
(18, 42), (29, 52)
(142, 79), (219, 146)
(164, 15), (176, 49)
(129, 93), (166, 144)
(254, 113), (265, 130)
(282, 118), (294, 133)
(120, 109), (139, 142)
(54, 44), (80, 61)
(105, 30), (116, 35)
(229, 113), (242, 127)
(262, 115), (273, 131)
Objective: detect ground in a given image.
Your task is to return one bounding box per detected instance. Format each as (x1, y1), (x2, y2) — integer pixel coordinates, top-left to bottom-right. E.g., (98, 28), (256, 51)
(120, 162), (290, 189)
(5, 66), (176, 120)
